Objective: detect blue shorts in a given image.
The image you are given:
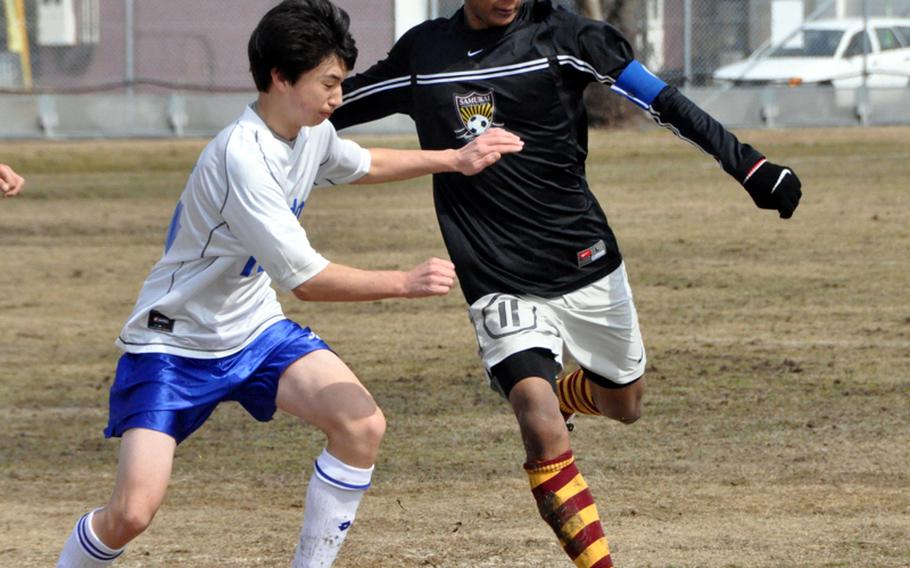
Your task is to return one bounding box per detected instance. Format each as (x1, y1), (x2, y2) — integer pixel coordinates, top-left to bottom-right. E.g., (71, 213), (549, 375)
(104, 319), (330, 444)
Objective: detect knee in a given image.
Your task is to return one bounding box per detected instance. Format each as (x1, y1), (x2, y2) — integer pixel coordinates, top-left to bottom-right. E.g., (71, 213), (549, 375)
(515, 405), (570, 460)
(512, 387), (562, 431)
(118, 508), (156, 539)
(595, 376), (645, 425)
(100, 501), (158, 544)
(611, 404), (642, 425)
(516, 403), (565, 432)
(353, 409), (386, 449)
(330, 408), (386, 456)
(607, 391), (644, 425)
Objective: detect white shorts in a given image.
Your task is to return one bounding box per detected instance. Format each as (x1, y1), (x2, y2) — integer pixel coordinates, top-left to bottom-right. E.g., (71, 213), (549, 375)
(468, 263), (646, 386)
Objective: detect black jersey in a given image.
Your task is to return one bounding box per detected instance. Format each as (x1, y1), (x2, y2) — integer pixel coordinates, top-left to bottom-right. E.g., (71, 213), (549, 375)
(331, 0), (763, 304)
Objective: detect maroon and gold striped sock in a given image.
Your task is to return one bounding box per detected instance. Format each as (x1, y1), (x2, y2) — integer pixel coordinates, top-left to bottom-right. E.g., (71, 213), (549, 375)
(525, 451), (612, 568)
(556, 369), (601, 418)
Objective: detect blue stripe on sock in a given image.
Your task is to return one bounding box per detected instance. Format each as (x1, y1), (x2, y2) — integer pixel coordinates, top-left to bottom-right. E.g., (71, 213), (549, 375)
(77, 514), (122, 561)
(314, 460), (371, 491)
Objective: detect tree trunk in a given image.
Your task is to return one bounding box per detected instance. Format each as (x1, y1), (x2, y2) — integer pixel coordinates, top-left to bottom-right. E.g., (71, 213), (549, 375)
(576, 0), (603, 21)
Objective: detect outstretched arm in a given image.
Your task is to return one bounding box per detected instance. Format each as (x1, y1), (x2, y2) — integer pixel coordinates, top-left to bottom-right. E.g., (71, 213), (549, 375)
(293, 257), (456, 302)
(354, 128), (523, 184)
(639, 74), (802, 219)
(222, 148), (457, 303)
(564, 19), (802, 218)
(0, 164), (25, 198)
(331, 26), (419, 131)
(611, 61), (802, 218)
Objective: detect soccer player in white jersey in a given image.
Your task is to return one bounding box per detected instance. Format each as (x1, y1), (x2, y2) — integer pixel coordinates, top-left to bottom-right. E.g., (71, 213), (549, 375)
(55, 1), (523, 567)
(0, 163), (25, 198)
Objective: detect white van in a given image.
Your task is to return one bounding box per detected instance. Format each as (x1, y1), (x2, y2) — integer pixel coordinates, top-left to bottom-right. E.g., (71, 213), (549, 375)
(713, 18), (910, 88)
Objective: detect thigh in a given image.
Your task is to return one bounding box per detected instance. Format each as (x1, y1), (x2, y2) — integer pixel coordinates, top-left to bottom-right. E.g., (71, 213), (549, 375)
(468, 293), (564, 373)
(489, 348), (561, 399)
(105, 352), (227, 444)
(276, 349), (379, 432)
(109, 428), (176, 512)
(555, 264), (646, 386)
(230, 321), (331, 423)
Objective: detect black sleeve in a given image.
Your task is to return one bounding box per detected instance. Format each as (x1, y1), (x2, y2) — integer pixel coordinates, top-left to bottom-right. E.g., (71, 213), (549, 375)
(330, 27), (417, 131)
(556, 12), (764, 182)
(576, 19), (635, 82)
(649, 86), (765, 183)
(553, 13), (635, 88)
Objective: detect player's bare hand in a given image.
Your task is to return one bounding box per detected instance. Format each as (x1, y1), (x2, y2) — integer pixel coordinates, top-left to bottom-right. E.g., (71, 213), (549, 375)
(0, 164), (25, 198)
(402, 257), (456, 297)
(454, 128), (523, 176)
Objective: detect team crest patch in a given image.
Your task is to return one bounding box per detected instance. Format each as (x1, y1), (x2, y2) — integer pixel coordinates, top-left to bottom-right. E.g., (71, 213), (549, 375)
(454, 90), (503, 140)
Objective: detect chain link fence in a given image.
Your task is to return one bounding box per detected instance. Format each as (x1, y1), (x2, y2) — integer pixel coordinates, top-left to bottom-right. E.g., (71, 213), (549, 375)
(2, 0), (910, 137)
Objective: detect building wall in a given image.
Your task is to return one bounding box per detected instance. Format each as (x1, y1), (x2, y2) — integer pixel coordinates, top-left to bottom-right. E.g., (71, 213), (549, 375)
(23, 0), (395, 92)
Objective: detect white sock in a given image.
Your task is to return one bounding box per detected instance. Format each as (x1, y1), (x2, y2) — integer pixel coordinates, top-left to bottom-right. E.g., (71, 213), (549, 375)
(57, 509), (125, 567)
(292, 449), (374, 568)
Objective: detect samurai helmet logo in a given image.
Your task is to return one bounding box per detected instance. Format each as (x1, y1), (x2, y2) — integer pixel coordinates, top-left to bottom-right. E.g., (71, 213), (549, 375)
(454, 90), (503, 140)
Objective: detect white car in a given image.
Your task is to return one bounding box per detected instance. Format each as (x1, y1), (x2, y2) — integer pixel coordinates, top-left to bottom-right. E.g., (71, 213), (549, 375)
(713, 18), (910, 88)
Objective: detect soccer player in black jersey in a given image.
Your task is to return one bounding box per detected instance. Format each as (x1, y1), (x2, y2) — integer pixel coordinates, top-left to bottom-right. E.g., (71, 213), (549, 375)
(331, 1), (802, 565)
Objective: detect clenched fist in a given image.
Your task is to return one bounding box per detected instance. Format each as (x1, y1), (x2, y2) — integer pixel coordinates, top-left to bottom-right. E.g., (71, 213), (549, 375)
(742, 159), (802, 219)
(0, 164), (25, 198)
(402, 257), (457, 297)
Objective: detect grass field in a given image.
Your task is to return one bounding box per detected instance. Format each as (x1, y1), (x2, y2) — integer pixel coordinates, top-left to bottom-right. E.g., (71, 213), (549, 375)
(0, 126), (908, 567)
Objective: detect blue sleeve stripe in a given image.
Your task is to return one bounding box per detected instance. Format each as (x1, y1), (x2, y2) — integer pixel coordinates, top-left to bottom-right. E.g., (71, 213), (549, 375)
(611, 60), (667, 109)
(164, 201), (184, 253)
(240, 256), (257, 277)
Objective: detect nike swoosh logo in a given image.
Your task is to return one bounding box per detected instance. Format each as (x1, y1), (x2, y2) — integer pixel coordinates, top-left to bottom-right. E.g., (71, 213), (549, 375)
(467, 49), (484, 57)
(771, 169), (791, 193)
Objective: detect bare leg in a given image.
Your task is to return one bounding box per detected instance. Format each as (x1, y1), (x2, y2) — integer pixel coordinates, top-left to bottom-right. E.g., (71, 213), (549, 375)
(590, 376), (646, 424)
(557, 368), (646, 425)
(276, 349), (385, 467)
(277, 349), (385, 568)
(58, 428), (175, 567)
(94, 428), (176, 548)
(511, 376), (613, 567)
(508, 376), (570, 462)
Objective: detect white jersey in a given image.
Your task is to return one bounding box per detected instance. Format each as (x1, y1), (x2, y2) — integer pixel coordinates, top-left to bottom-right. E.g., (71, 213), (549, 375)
(116, 105), (371, 358)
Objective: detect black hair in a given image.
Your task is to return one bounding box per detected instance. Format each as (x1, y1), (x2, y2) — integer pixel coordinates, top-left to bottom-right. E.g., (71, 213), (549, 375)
(248, 0), (358, 92)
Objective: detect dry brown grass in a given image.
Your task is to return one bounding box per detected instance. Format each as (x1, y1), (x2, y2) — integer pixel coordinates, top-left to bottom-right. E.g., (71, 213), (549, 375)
(1, 126), (908, 567)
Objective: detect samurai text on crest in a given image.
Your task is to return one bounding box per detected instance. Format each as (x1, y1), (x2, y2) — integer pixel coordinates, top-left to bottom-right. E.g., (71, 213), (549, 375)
(454, 90), (503, 140)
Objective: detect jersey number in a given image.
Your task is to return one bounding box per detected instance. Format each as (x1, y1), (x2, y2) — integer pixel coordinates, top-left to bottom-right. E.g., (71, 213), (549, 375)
(481, 295), (537, 338)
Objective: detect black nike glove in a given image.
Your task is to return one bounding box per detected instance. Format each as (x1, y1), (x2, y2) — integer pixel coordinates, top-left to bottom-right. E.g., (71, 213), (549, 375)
(742, 159), (802, 219)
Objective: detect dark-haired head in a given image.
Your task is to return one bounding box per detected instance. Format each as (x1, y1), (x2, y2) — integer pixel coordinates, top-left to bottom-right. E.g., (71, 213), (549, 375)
(248, 0), (358, 92)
